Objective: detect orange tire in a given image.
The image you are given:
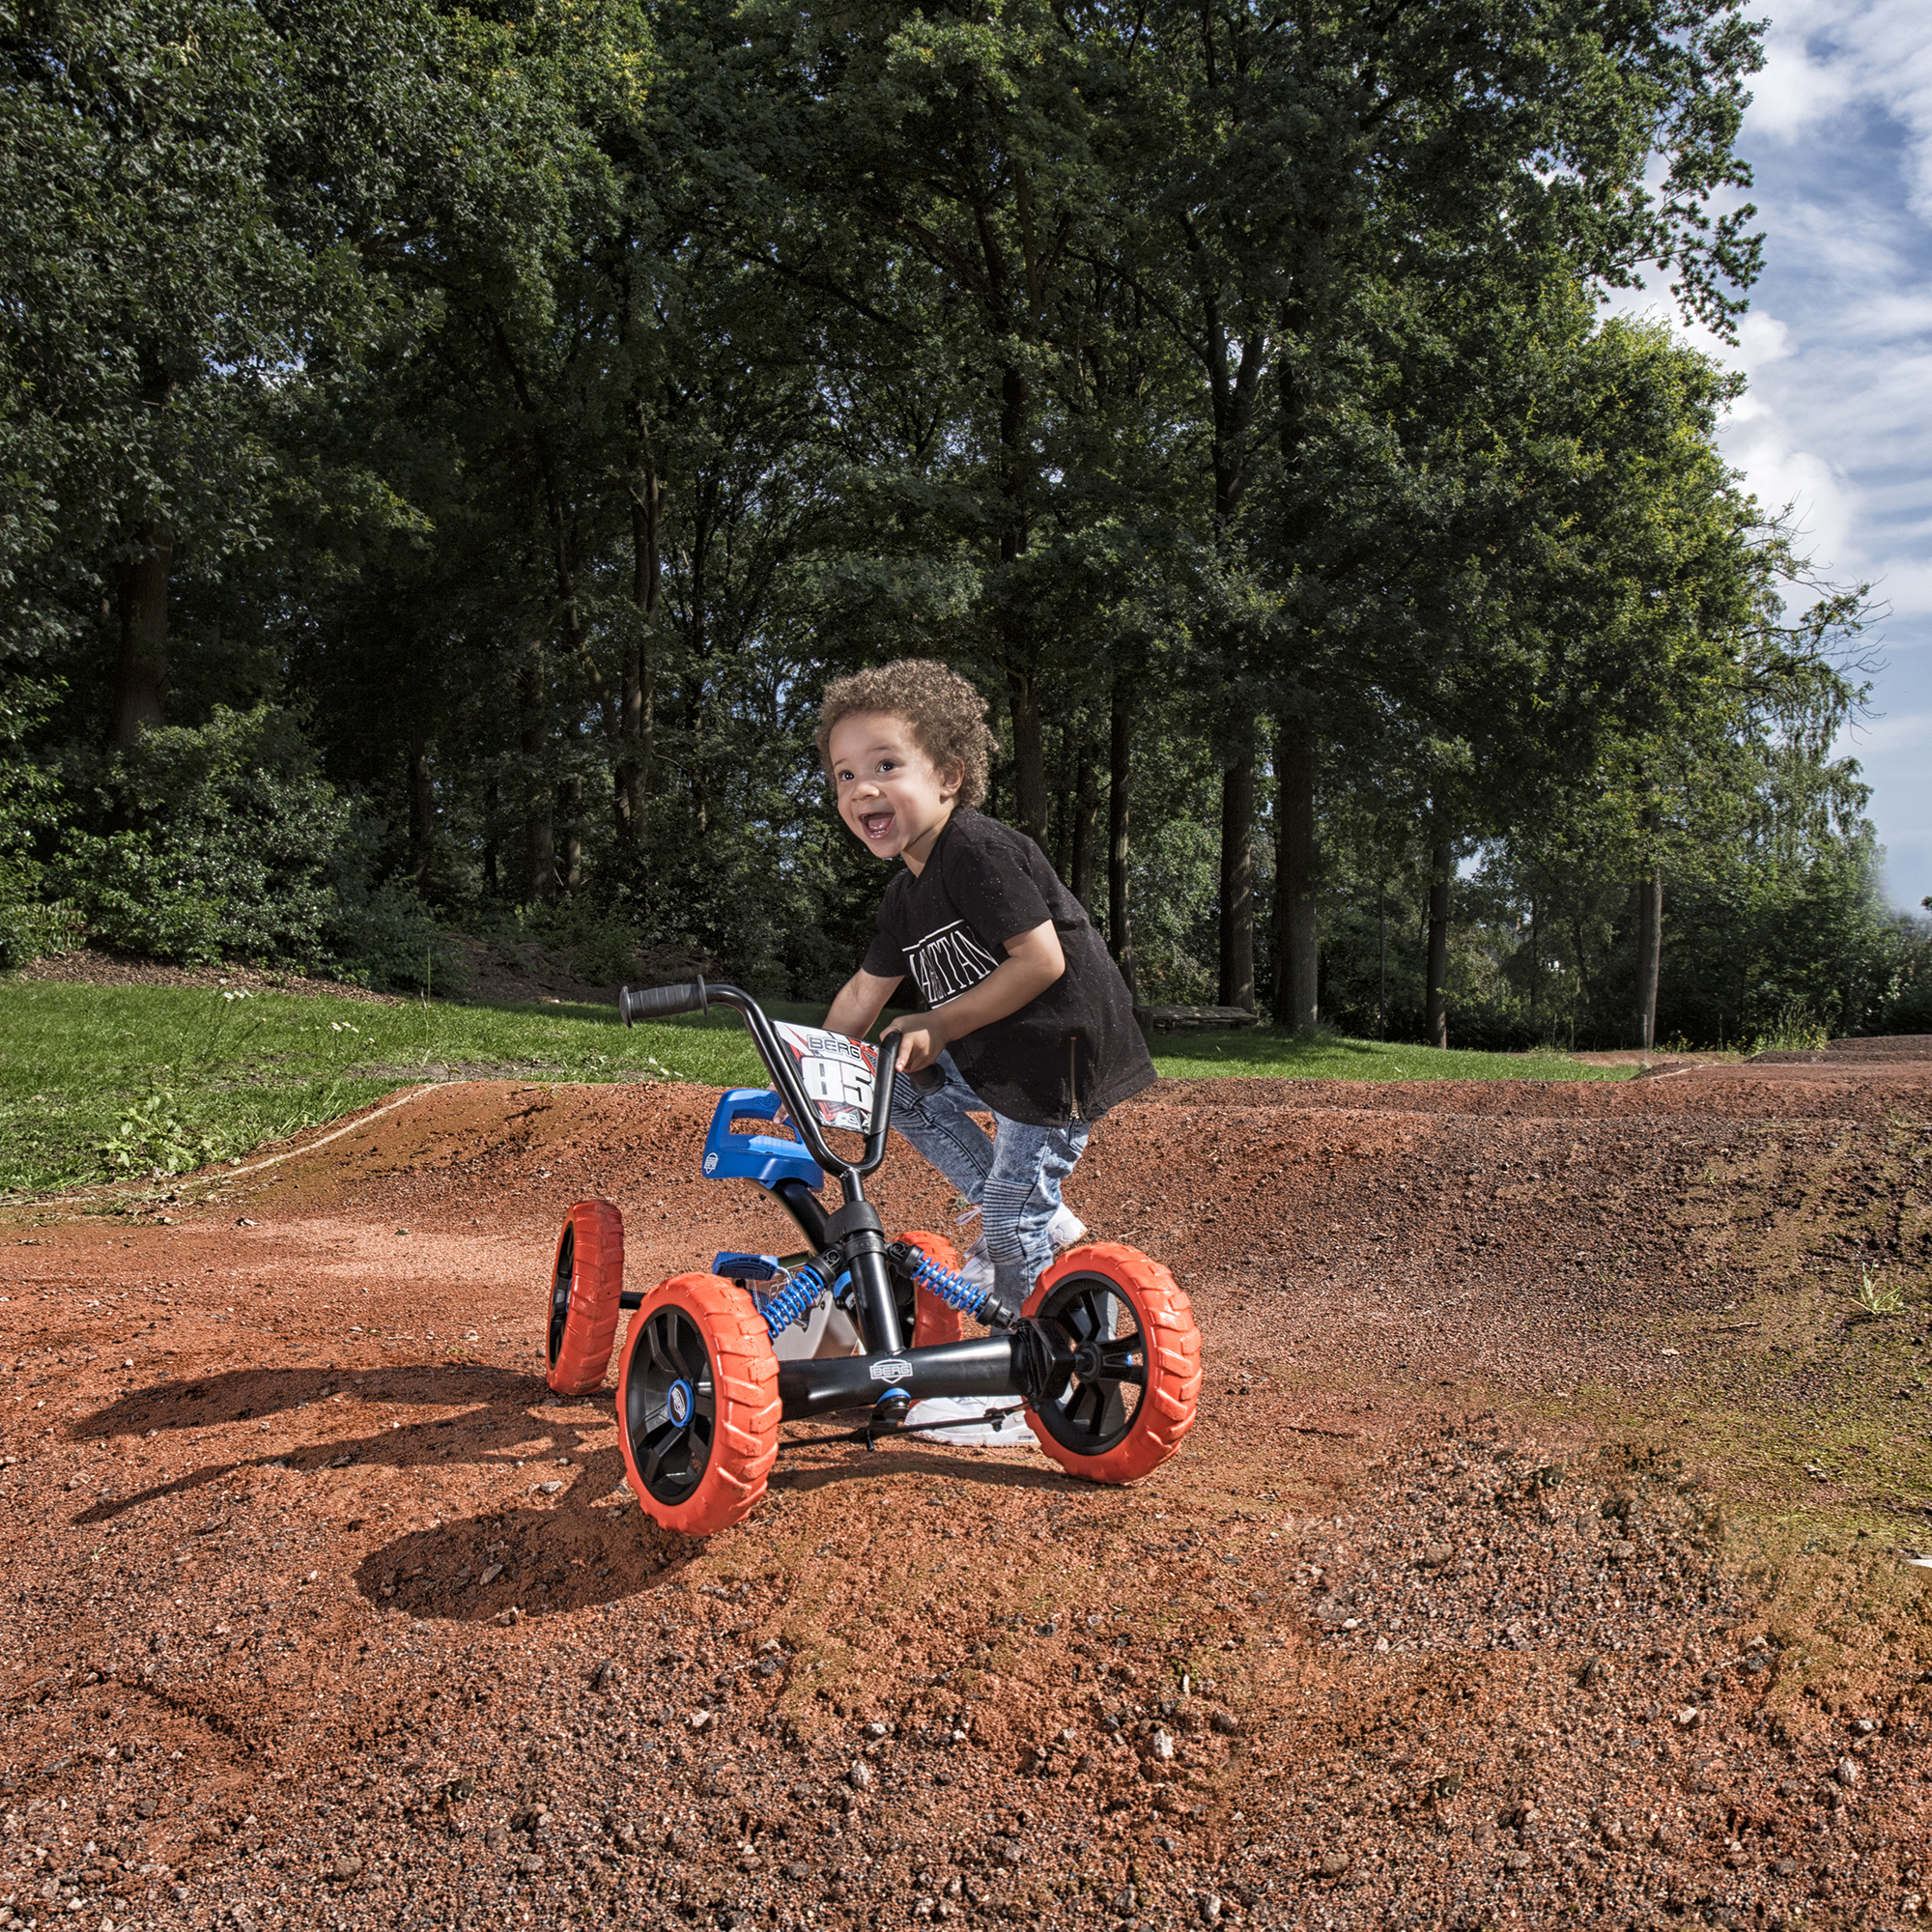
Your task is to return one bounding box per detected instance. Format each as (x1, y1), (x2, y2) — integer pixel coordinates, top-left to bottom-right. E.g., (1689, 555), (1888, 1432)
(616, 1272), (780, 1536)
(1021, 1242), (1201, 1484)
(545, 1200), (624, 1396)
(895, 1229), (967, 1348)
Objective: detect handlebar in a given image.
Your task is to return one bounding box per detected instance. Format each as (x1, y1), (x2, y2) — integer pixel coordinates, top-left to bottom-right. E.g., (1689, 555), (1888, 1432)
(616, 979), (899, 1183)
(618, 977), (708, 1024)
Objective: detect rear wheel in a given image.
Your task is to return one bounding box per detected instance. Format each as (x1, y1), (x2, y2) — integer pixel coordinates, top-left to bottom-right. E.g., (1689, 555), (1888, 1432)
(616, 1272), (780, 1535)
(545, 1200), (624, 1396)
(893, 1229), (966, 1348)
(1021, 1243), (1201, 1484)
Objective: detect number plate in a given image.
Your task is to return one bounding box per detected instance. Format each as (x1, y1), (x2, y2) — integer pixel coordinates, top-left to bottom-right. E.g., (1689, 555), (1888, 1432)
(772, 1022), (879, 1132)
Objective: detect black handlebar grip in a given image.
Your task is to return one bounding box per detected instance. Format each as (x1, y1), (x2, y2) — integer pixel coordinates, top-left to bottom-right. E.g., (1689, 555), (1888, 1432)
(907, 1063), (944, 1094)
(618, 977), (709, 1026)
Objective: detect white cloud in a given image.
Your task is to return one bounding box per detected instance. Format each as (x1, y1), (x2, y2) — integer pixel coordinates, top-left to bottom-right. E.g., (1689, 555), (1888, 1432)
(1734, 312), (1797, 368)
(1850, 708), (1932, 756)
(1747, 46), (1855, 142)
(1745, 2), (1932, 218)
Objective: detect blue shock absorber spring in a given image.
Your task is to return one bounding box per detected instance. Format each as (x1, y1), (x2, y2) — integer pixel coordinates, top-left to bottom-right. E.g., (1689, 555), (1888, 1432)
(758, 1263), (829, 1341)
(906, 1248), (993, 1323)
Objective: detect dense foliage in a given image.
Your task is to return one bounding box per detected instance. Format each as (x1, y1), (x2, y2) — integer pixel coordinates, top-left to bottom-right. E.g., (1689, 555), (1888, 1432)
(2, 0), (1923, 1041)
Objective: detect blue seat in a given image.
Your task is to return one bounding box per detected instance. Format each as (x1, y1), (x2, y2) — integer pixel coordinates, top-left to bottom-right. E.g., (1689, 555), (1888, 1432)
(700, 1088), (825, 1192)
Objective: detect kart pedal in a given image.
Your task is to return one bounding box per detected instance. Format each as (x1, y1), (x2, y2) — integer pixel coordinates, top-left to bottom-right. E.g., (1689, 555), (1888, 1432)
(713, 1251), (784, 1283)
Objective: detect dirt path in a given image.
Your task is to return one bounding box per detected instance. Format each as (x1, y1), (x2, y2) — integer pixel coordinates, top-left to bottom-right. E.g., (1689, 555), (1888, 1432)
(3, 1066), (1931, 1932)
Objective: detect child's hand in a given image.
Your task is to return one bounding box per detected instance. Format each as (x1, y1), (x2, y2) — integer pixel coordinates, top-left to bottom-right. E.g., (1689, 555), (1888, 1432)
(882, 1021), (945, 1073)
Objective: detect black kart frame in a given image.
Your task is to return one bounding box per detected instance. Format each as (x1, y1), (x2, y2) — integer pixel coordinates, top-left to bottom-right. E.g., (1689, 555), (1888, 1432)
(620, 978), (1065, 1428)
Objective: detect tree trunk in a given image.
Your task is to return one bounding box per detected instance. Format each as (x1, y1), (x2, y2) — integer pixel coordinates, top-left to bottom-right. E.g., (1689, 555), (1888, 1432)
(1635, 865), (1662, 1052)
(1108, 678), (1135, 1003)
(687, 672), (708, 838)
(1528, 895), (1539, 1033)
(521, 639), (554, 901)
(1572, 909), (1590, 1046)
(1218, 720), (1255, 1011)
(984, 685), (1005, 822)
(528, 812), (555, 902)
(562, 775), (583, 895)
(110, 525), (172, 746)
(1070, 738), (1097, 910)
(687, 506), (709, 838)
(617, 424), (659, 844)
(1426, 838), (1453, 1049)
(1051, 723), (1073, 883)
(408, 730), (435, 891)
(492, 314), (612, 739)
(989, 314), (1047, 846)
(1007, 662), (1048, 847)
(1273, 717), (1318, 1029)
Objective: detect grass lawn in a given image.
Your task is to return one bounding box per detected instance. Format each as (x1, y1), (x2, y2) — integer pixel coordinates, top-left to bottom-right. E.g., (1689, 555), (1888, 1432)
(1146, 1026), (1625, 1083)
(0, 979), (1629, 1196)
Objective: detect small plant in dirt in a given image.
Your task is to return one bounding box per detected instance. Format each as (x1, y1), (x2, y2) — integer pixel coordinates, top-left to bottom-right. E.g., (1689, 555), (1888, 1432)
(1751, 1000), (1830, 1055)
(1851, 1264), (1904, 1321)
(98, 1089), (233, 1179)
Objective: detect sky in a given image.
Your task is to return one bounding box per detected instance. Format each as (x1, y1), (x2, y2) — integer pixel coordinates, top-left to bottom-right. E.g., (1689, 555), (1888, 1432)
(1618, 0), (1932, 911)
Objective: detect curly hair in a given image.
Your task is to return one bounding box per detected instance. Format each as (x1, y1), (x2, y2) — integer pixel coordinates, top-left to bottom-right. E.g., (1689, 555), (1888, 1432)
(814, 659), (1000, 810)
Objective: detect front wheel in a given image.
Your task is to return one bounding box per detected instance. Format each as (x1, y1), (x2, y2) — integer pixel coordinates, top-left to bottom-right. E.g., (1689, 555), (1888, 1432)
(545, 1200), (624, 1396)
(1022, 1243), (1201, 1484)
(616, 1273), (780, 1535)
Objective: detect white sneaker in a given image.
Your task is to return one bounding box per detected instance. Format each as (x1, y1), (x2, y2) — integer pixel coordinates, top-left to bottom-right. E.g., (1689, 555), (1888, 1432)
(903, 1396), (1040, 1448)
(958, 1238), (995, 1295)
(956, 1209), (1082, 1304)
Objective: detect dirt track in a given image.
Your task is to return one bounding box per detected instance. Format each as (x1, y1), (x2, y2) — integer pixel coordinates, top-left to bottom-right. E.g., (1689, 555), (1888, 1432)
(4, 1063), (1932, 1932)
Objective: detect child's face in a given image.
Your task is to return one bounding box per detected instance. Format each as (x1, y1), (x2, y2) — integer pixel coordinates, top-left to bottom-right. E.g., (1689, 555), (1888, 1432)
(828, 711), (962, 870)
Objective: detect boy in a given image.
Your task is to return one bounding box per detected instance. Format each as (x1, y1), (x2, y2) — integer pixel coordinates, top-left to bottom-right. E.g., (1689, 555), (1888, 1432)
(818, 659), (1155, 1320)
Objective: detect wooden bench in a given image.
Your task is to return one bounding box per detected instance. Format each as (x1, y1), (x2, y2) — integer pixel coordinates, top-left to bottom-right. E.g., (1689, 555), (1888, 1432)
(1134, 1004), (1261, 1033)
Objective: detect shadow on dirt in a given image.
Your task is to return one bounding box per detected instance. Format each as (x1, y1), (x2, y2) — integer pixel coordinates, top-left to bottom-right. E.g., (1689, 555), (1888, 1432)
(348, 1435), (1077, 1631)
(73, 1358), (578, 1442)
(768, 1435), (1069, 1497)
(65, 1364), (1078, 1626)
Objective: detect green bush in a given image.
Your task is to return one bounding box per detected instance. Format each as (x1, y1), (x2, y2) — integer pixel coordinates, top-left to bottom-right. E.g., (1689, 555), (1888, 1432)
(326, 872), (468, 995)
(500, 894), (656, 987)
(0, 674), (81, 969)
(1878, 910), (1932, 1035)
(50, 706), (350, 965)
(0, 898), (84, 972)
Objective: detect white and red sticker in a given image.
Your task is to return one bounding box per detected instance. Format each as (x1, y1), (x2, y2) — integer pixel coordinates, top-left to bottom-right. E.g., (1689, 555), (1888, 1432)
(772, 1022), (879, 1132)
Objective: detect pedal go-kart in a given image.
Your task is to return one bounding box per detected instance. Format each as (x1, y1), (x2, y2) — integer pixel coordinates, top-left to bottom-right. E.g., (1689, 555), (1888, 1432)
(541, 978), (1202, 1536)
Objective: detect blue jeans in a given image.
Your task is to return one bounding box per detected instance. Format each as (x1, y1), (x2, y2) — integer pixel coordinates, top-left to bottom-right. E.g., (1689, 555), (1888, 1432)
(889, 1050), (1092, 1312)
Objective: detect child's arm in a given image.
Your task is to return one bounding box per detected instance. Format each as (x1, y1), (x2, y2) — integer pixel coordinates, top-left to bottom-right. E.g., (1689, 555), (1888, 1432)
(882, 921), (1065, 1072)
(825, 968), (902, 1040)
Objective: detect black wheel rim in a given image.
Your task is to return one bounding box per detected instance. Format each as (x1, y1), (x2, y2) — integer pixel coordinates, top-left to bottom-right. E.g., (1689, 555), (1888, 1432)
(1029, 1271), (1149, 1457)
(624, 1304), (718, 1505)
(548, 1223), (575, 1367)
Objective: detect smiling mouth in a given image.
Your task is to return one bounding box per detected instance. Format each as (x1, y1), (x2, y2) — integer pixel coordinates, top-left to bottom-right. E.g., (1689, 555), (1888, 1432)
(860, 811), (895, 840)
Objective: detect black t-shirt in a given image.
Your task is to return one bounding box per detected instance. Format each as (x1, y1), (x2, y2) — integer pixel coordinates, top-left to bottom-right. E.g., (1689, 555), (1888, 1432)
(862, 808), (1156, 1126)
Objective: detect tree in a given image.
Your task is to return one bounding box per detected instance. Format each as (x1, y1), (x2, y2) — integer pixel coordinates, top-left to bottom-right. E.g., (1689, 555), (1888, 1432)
(0, 1), (423, 740)
(1112, 0), (1766, 1021)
